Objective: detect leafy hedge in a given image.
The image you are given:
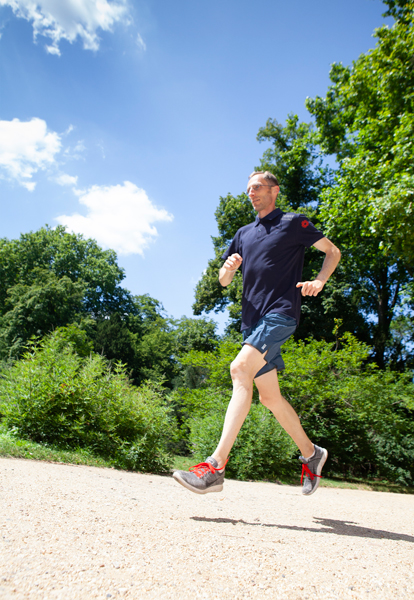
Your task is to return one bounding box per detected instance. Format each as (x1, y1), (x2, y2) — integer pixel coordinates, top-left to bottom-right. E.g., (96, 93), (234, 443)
(189, 392), (297, 481)
(281, 334), (414, 483)
(176, 333), (414, 484)
(0, 328), (174, 472)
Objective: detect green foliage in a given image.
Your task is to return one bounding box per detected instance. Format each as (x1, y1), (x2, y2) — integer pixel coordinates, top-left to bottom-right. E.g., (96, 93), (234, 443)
(305, 8), (414, 365)
(175, 334), (414, 484)
(84, 295), (178, 387)
(169, 340), (241, 454)
(0, 226), (135, 359)
(48, 323), (94, 358)
(180, 339), (241, 390)
(383, 0), (412, 22)
(0, 269), (85, 358)
(280, 334), (414, 484)
(256, 114), (331, 211)
(90, 312), (137, 375)
(0, 225), (133, 316)
(170, 316), (220, 391)
(0, 329), (174, 472)
(190, 397), (297, 481)
(173, 316), (219, 354)
(174, 340), (298, 480)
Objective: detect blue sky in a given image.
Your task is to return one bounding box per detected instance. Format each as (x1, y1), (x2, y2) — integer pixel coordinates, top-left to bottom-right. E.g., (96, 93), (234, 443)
(0, 0), (392, 331)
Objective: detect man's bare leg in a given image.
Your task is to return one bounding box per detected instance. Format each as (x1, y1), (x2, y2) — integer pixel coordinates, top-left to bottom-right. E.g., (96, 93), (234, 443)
(254, 368), (314, 458)
(172, 344), (324, 496)
(211, 344), (267, 468)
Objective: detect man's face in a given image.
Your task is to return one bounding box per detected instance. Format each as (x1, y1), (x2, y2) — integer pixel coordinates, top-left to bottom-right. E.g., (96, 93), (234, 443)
(247, 174), (278, 214)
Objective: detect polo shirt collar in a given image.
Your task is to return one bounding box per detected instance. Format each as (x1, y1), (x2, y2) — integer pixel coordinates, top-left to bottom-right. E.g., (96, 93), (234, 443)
(254, 207), (283, 227)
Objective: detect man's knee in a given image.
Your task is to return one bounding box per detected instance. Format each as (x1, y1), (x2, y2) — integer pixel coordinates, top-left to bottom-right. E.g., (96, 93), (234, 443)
(259, 393), (272, 409)
(230, 356), (253, 381)
(259, 390), (284, 410)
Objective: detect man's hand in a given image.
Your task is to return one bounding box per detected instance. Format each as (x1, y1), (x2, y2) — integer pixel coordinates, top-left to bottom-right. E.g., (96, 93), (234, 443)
(223, 253), (243, 272)
(219, 254), (243, 287)
(296, 279), (325, 297)
(297, 238), (341, 297)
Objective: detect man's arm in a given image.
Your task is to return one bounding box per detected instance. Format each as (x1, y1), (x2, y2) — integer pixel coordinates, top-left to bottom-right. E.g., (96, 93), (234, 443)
(296, 237), (341, 297)
(219, 253), (243, 287)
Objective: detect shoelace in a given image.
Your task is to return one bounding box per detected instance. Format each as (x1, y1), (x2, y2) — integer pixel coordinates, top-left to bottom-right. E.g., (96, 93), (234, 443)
(190, 460), (228, 478)
(301, 463), (322, 484)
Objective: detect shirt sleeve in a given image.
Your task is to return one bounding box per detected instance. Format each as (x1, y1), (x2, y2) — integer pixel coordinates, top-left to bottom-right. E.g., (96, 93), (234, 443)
(221, 230), (241, 261)
(295, 214), (324, 247)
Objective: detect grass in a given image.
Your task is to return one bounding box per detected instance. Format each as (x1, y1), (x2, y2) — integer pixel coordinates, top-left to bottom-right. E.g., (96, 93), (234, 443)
(0, 431), (114, 469)
(171, 454), (414, 494)
(1, 432), (413, 494)
(318, 475), (414, 494)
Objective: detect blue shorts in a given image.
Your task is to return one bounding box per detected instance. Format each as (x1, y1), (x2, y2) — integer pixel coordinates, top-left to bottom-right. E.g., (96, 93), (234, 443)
(242, 312), (297, 378)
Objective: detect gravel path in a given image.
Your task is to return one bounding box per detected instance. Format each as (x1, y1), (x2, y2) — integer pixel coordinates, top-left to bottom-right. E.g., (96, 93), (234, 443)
(1, 457), (414, 599)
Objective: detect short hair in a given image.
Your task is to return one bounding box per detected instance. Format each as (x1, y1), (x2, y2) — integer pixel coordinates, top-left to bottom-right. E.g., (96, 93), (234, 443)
(248, 170), (280, 187)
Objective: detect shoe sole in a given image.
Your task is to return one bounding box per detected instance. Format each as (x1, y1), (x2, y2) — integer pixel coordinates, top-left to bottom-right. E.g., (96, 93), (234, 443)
(303, 448), (328, 496)
(172, 471), (223, 495)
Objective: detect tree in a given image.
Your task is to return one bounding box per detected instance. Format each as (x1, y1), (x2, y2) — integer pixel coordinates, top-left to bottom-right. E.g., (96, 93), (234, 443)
(193, 118), (366, 342)
(90, 312), (136, 374)
(172, 316), (219, 354)
(256, 114), (330, 211)
(80, 298), (220, 389)
(0, 269), (85, 359)
(171, 316), (220, 390)
(178, 335), (414, 483)
(383, 0), (412, 21)
(87, 295), (177, 387)
(306, 3), (414, 366)
(0, 225), (134, 319)
(306, 22), (414, 269)
(0, 226), (135, 359)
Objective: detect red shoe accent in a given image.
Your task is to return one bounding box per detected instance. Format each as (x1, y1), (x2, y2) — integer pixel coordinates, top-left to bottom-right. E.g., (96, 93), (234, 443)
(190, 460), (228, 478)
(301, 463), (322, 484)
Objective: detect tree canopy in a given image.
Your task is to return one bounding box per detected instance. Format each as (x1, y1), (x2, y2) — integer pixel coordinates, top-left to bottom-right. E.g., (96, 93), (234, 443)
(193, 1), (414, 368)
(305, 2), (414, 366)
(0, 226), (135, 358)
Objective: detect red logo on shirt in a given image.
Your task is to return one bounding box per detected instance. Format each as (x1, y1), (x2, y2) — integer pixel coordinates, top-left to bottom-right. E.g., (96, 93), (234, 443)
(301, 220), (309, 228)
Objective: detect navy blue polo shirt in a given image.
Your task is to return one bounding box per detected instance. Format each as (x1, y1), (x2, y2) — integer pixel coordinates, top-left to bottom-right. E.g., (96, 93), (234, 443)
(222, 208), (324, 331)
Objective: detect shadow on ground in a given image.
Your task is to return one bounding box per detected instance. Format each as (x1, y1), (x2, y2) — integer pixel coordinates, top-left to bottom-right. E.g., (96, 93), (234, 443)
(190, 516), (414, 543)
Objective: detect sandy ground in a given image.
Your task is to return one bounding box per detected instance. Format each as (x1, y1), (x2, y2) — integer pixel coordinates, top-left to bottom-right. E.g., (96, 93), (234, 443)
(1, 457), (413, 600)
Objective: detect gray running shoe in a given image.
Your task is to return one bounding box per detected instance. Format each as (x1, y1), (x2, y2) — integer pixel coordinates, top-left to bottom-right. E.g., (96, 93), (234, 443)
(173, 457), (225, 494)
(299, 445), (328, 495)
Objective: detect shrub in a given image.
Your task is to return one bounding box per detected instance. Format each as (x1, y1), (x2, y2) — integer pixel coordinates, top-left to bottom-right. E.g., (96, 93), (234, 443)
(189, 393), (297, 481)
(0, 329), (174, 472)
(280, 334), (414, 484)
(178, 333), (414, 485)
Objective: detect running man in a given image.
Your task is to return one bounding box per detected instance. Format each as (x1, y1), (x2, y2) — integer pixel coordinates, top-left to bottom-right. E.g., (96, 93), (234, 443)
(173, 171), (341, 496)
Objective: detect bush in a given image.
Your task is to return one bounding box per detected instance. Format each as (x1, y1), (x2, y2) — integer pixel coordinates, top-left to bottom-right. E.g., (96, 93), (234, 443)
(189, 393), (297, 481)
(280, 334), (414, 484)
(0, 329), (174, 472)
(178, 333), (414, 485)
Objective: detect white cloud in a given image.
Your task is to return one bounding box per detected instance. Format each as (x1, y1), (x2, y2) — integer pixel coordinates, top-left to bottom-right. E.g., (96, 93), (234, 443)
(0, 0), (128, 55)
(0, 117), (61, 190)
(136, 32), (146, 51)
(63, 124), (74, 136)
(56, 181), (174, 255)
(63, 139), (86, 160)
(54, 173), (78, 186)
